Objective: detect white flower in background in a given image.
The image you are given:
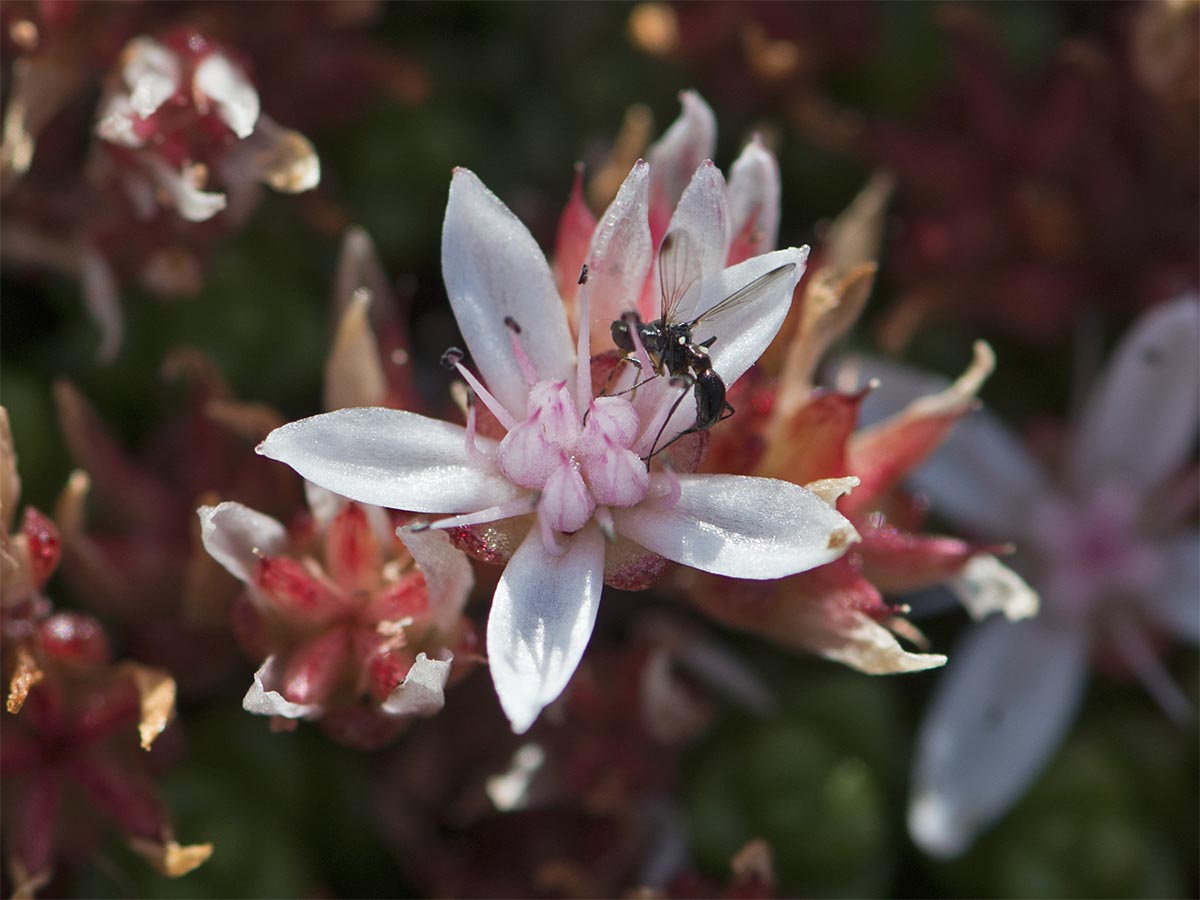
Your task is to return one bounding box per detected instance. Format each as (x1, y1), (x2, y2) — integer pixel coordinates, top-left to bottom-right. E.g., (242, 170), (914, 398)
(864, 296), (1200, 858)
(258, 166), (860, 733)
(95, 32), (319, 224)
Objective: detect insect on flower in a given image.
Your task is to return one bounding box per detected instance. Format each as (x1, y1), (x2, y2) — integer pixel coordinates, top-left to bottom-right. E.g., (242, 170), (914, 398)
(610, 229), (796, 458)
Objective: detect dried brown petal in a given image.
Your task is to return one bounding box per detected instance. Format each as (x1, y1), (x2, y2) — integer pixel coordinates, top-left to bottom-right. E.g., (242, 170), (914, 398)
(6, 643), (43, 714)
(129, 837), (214, 877)
(7, 858), (52, 900)
(118, 662), (177, 750)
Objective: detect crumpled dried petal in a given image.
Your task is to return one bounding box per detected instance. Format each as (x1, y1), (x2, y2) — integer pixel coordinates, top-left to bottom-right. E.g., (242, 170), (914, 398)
(379, 652), (453, 717)
(117, 662), (177, 750)
(5, 644), (44, 714)
(129, 837), (214, 877)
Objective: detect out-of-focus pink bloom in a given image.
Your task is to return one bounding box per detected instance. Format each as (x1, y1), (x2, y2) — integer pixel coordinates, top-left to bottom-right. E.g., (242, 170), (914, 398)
(258, 164), (857, 733)
(199, 488), (478, 749)
(858, 296), (1200, 857)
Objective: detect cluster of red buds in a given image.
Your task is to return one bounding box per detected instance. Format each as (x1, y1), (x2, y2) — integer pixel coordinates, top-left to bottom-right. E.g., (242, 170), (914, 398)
(1, 409), (210, 897)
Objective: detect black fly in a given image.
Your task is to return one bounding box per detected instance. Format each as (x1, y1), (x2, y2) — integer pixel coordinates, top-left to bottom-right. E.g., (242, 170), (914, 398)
(610, 229), (795, 459)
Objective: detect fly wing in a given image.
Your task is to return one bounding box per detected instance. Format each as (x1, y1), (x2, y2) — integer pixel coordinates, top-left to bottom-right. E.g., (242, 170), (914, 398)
(657, 229), (703, 325)
(687, 263), (797, 331)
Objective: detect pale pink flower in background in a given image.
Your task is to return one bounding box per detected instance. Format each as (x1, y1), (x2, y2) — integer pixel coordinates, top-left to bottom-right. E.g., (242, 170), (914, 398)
(851, 296), (1200, 857)
(258, 166), (860, 733)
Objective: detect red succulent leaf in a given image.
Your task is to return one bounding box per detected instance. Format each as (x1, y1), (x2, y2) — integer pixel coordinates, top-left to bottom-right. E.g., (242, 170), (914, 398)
(365, 570), (429, 623)
(9, 767), (62, 878)
(554, 165), (598, 301)
(20, 507), (60, 589)
(71, 676), (140, 745)
(38, 612), (111, 668)
(857, 520), (1000, 594)
(842, 409), (963, 519)
(281, 625), (352, 706)
(255, 555), (347, 625)
(756, 389), (863, 485)
(367, 645), (417, 703)
(70, 754), (166, 840)
(230, 592), (272, 662)
(325, 502), (383, 594)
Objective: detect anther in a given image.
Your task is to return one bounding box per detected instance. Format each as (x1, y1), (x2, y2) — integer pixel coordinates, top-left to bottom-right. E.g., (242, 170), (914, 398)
(578, 264), (589, 285)
(441, 347), (465, 369)
(503, 316), (522, 334)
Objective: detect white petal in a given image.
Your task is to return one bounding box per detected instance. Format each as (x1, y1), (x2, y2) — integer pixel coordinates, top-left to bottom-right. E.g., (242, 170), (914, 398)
(648, 91), (717, 216)
(197, 501), (287, 583)
(379, 652), (453, 717)
(95, 93), (143, 147)
(1071, 295), (1200, 494)
(611, 473), (859, 579)
(644, 247), (806, 442)
(397, 528), (475, 633)
(442, 169), (574, 417)
(948, 554), (1040, 622)
(122, 37), (180, 118)
(726, 136), (781, 261)
(257, 408), (521, 513)
(193, 52), (260, 138)
(694, 247), (807, 387)
(909, 618), (1089, 858)
(243, 656), (321, 719)
(149, 159), (227, 222)
(1143, 531), (1199, 643)
(838, 353), (1048, 539)
(585, 161), (652, 344)
(487, 523), (605, 734)
(661, 160), (731, 300)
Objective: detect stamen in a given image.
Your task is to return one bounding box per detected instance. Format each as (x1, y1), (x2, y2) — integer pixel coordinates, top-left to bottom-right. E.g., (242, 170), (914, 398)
(412, 494), (538, 532)
(575, 264), (593, 418)
(462, 388), (493, 464)
(452, 360), (517, 432)
(505, 316), (541, 387)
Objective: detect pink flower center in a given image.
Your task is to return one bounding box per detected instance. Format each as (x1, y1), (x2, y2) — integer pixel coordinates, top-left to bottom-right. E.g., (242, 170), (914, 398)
(497, 380), (649, 535)
(1029, 484), (1163, 622)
